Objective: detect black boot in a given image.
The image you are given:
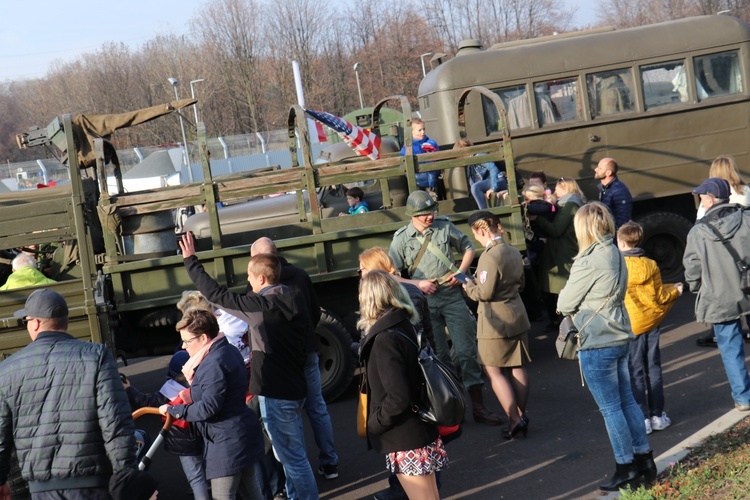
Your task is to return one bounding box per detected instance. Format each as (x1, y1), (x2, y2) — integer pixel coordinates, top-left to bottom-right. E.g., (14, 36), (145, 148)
(599, 462), (639, 492)
(634, 451), (658, 486)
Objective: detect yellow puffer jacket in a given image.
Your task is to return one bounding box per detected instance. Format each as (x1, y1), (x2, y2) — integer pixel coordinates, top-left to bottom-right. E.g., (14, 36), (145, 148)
(623, 252), (680, 335)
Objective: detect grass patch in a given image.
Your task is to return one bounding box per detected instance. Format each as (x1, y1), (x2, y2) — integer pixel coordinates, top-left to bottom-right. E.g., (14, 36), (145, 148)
(622, 416), (750, 499)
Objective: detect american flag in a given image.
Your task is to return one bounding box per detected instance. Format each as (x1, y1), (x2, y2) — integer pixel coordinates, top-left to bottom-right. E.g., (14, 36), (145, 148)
(305, 109), (381, 160)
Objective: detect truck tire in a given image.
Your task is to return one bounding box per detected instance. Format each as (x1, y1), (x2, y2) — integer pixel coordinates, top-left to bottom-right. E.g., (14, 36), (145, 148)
(8, 448), (30, 500)
(638, 212), (694, 283)
(317, 311), (356, 403)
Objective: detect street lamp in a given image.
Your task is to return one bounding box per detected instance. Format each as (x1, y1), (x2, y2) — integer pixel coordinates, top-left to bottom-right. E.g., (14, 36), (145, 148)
(189, 78), (205, 124)
(420, 52), (433, 76)
(353, 62), (364, 109)
(167, 77), (192, 182)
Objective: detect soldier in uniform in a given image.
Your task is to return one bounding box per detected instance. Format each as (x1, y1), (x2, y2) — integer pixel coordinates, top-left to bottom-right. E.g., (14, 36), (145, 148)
(389, 190), (503, 425)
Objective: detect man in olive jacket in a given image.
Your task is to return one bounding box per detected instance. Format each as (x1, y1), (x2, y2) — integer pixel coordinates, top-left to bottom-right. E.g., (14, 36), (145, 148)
(0, 289), (136, 498)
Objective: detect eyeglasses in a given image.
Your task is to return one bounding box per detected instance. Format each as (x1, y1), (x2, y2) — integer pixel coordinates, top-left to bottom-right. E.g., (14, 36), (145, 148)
(181, 335), (203, 347)
(21, 317), (33, 327)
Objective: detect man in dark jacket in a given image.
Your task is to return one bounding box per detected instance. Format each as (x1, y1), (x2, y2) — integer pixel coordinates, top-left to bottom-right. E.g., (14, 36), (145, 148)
(179, 233), (319, 499)
(683, 178), (750, 411)
(0, 289), (136, 498)
(250, 237), (339, 480)
(596, 157), (633, 231)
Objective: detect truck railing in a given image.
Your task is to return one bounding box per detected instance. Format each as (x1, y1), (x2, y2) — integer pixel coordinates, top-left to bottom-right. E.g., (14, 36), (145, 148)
(3, 86), (524, 360)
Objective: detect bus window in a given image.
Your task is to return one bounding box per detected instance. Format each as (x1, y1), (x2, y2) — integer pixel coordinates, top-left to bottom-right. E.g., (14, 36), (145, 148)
(641, 61), (687, 109)
(534, 78), (581, 126)
(694, 51), (743, 99)
(483, 85), (531, 134)
(587, 69), (636, 118)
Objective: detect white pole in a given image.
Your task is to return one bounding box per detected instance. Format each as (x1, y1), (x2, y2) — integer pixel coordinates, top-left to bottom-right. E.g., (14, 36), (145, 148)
(293, 61), (322, 144)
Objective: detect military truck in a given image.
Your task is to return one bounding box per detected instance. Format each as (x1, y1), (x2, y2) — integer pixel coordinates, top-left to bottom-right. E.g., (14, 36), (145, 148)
(0, 89), (525, 402)
(418, 15), (750, 281)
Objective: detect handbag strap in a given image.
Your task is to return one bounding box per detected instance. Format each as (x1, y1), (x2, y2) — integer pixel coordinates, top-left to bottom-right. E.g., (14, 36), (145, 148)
(391, 326), (422, 350)
(577, 252), (622, 335)
(700, 218), (748, 271)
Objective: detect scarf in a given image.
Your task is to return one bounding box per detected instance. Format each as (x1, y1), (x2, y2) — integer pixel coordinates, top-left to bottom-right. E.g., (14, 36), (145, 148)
(181, 332), (226, 385)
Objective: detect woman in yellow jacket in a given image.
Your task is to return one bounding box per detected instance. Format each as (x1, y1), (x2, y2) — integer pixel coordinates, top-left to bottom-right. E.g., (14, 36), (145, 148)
(617, 222), (683, 435)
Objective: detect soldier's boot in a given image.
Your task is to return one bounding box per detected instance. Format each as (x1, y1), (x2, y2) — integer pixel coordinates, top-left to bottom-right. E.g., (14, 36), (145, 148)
(469, 386), (503, 426)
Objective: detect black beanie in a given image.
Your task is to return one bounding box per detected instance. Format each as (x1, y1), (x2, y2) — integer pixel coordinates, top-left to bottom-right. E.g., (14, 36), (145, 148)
(109, 468), (158, 500)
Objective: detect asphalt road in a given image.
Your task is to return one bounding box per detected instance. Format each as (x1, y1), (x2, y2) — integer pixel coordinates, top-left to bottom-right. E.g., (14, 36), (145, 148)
(120, 294), (745, 499)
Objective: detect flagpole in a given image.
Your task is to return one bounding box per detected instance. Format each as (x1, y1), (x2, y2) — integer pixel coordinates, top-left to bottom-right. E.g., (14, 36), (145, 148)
(293, 61), (323, 144)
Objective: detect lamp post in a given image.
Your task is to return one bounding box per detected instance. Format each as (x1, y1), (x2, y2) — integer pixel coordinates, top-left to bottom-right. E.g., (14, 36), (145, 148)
(167, 77), (192, 182)
(189, 78), (205, 124)
(420, 52), (433, 76)
(353, 62), (364, 109)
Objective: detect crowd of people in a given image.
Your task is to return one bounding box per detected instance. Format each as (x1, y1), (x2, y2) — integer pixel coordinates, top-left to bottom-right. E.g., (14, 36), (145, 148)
(0, 147), (748, 500)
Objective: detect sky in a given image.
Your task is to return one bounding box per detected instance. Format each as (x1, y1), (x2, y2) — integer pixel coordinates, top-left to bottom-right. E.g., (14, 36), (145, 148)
(0, 0), (599, 83)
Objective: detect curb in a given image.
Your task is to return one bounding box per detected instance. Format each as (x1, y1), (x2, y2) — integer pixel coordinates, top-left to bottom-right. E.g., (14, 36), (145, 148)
(653, 408), (749, 472)
(595, 408), (748, 499)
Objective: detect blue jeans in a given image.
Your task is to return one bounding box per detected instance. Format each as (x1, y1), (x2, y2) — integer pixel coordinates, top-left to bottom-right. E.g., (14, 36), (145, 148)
(211, 465), (263, 500)
(714, 319), (750, 406)
(628, 328), (665, 418)
(179, 454), (210, 500)
(259, 396), (318, 500)
(470, 175), (508, 209)
(579, 344), (651, 464)
(303, 352), (338, 467)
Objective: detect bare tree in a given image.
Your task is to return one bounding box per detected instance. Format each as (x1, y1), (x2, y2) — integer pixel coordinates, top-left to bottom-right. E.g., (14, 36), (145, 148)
(192, 0), (267, 133)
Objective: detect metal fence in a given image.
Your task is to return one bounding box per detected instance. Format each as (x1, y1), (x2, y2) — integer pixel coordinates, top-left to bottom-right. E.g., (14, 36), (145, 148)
(4, 129), (328, 190)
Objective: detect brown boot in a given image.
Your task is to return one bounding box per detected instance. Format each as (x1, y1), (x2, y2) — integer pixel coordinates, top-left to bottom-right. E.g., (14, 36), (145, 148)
(468, 387), (504, 425)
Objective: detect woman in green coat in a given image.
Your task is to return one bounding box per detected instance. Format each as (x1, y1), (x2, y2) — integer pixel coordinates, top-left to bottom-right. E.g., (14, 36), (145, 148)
(531, 177), (585, 329)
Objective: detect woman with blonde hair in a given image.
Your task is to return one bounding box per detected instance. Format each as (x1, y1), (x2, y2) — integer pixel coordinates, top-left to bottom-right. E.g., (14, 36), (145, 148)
(696, 155), (750, 219)
(358, 270), (447, 500)
(532, 176), (585, 330)
(558, 202), (656, 491)
(359, 247), (434, 348)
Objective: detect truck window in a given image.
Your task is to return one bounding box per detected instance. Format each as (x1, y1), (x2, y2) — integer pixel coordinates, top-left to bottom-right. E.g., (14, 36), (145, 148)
(587, 69), (636, 118)
(483, 85), (531, 134)
(533, 77), (581, 126)
(694, 50), (743, 99)
(641, 60), (687, 109)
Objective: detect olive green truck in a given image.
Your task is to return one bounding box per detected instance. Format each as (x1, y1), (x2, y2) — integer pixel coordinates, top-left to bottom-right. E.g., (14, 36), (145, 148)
(0, 89), (524, 402)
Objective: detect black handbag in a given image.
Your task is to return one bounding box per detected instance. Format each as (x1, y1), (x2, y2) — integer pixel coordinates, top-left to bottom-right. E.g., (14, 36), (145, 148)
(394, 329), (467, 427)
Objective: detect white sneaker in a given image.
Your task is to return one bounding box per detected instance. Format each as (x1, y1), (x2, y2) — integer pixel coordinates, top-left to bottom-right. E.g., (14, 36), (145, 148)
(651, 412), (672, 431)
(644, 418), (652, 434)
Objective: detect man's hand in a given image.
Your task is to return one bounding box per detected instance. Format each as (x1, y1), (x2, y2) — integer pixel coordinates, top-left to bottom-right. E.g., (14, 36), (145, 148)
(446, 273), (463, 288)
(0, 483), (11, 500)
(675, 282), (684, 296)
(158, 404), (170, 416)
(417, 279), (438, 295)
(179, 232), (196, 258)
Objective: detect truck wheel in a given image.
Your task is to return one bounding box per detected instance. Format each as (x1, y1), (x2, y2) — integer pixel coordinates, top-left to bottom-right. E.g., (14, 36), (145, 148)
(317, 311), (356, 403)
(638, 212), (693, 283)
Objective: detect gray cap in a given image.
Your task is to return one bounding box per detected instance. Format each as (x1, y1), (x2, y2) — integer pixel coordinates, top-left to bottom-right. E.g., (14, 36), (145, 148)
(14, 289), (68, 319)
